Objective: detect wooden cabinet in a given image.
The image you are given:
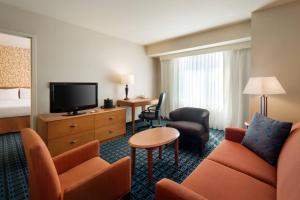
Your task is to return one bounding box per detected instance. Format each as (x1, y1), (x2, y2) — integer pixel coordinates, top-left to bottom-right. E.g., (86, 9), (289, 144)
(37, 107), (126, 156)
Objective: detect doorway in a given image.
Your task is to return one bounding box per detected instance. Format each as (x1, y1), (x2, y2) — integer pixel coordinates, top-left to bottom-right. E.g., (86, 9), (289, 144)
(0, 32), (32, 134)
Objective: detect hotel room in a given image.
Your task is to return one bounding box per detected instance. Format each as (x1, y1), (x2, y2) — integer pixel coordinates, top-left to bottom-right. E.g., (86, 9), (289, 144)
(0, 0), (299, 200)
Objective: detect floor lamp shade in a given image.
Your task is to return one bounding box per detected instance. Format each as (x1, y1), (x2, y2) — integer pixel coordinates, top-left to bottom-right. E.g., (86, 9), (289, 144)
(121, 74), (135, 100)
(243, 76), (286, 116)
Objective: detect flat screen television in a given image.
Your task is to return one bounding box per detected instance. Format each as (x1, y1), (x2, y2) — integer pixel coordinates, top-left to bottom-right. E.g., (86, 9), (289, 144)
(50, 82), (98, 115)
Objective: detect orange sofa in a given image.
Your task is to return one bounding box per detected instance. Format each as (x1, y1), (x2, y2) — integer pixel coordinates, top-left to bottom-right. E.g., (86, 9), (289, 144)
(21, 128), (131, 200)
(156, 122), (300, 200)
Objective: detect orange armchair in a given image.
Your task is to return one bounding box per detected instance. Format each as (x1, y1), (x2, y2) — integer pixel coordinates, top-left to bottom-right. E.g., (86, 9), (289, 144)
(21, 128), (131, 200)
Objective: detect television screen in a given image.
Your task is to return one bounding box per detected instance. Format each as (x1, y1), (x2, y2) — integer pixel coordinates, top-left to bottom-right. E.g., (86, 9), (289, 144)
(50, 82), (98, 115)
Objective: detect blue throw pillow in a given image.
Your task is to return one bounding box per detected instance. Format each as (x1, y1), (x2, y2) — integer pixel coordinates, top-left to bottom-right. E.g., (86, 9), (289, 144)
(242, 113), (292, 166)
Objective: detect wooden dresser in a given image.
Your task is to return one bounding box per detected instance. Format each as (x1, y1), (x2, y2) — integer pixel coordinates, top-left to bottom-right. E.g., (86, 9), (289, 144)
(37, 107), (126, 156)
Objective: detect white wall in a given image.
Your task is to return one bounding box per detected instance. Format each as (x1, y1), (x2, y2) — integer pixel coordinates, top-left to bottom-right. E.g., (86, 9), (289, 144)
(0, 3), (157, 123)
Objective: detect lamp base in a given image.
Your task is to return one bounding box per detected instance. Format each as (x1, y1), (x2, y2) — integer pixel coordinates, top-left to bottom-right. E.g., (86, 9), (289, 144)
(260, 95), (268, 116)
(124, 84), (129, 100)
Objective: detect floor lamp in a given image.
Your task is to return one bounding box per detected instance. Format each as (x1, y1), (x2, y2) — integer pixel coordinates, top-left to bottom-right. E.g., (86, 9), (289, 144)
(243, 76), (286, 116)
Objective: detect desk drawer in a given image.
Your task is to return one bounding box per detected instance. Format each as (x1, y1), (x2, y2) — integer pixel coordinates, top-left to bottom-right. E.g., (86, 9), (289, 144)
(48, 115), (94, 139)
(95, 110), (125, 128)
(48, 130), (94, 156)
(95, 123), (125, 142)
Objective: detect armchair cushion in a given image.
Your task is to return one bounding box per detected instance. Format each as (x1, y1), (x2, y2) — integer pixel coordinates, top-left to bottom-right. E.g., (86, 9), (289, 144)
(242, 113), (292, 166)
(53, 140), (100, 174)
(63, 157), (131, 200)
(167, 121), (206, 135)
(169, 107), (209, 132)
(59, 157), (110, 191)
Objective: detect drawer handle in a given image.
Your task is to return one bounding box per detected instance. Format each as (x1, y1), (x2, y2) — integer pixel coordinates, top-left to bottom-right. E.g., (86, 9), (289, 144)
(69, 139), (78, 145)
(108, 130), (113, 134)
(108, 117), (113, 120)
(70, 124), (78, 128)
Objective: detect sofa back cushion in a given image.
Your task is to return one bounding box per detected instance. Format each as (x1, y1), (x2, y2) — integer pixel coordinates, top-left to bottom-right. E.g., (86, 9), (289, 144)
(21, 128), (61, 200)
(277, 122), (300, 200)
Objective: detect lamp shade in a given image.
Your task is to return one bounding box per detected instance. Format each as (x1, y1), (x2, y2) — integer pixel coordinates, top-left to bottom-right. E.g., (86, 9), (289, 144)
(243, 76), (286, 95)
(121, 74), (135, 85)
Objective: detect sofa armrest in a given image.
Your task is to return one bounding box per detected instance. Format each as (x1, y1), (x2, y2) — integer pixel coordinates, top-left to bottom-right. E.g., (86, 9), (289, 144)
(225, 128), (247, 143)
(53, 140), (99, 174)
(63, 156), (131, 200)
(156, 179), (207, 200)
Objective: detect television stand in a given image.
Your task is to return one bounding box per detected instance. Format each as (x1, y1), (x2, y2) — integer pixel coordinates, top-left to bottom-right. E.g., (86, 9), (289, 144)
(63, 111), (86, 116)
(37, 107), (126, 156)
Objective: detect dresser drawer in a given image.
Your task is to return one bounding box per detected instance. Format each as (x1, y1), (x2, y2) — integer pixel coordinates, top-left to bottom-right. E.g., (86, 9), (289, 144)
(95, 110), (125, 128)
(48, 130), (94, 156)
(48, 115), (94, 139)
(95, 123), (125, 142)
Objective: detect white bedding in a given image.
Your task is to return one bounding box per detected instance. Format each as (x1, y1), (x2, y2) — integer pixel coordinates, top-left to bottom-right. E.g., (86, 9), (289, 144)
(0, 99), (31, 118)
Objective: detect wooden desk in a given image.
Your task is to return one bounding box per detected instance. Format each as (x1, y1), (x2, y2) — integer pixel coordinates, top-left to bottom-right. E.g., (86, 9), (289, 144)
(117, 98), (158, 134)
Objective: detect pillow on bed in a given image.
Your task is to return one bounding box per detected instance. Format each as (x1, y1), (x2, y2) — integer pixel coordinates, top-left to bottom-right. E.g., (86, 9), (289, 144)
(0, 88), (19, 100)
(20, 88), (31, 100)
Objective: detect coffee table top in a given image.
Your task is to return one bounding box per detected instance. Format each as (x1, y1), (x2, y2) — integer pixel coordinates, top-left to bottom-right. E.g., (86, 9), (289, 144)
(128, 127), (180, 148)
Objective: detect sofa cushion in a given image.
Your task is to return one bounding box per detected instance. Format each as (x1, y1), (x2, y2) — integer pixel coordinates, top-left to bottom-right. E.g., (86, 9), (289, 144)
(182, 159), (276, 200)
(277, 122), (300, 200)
(242, 113), (292, 166)
(207, 140), (276, 186)
(167, 121), (205, 134)
(59, 157), (110, 191)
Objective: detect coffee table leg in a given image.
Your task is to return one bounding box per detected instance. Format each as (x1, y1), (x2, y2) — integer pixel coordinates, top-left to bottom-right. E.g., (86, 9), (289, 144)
(147, 148), (153, 184)
(131, 147), (136, 175)
(175, 139), (179, 166)
(159, 146), (163, 159)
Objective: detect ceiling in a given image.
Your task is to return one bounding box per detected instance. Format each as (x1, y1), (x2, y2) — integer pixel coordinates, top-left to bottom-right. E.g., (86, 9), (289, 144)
(0, 0), (277, 45)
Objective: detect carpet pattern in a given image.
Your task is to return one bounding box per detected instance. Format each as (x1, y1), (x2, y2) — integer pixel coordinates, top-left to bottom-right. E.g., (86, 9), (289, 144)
(0, 121), (224, 200)
(0, 133), (28, 200)
(102, 122), (224, 200)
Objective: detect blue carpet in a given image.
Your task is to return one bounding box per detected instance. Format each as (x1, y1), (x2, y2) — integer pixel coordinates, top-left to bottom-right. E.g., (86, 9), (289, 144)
(0, 121), (224, 200)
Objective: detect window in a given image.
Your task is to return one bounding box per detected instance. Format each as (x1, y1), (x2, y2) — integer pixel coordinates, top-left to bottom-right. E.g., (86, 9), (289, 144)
(161, 49), (250, 129)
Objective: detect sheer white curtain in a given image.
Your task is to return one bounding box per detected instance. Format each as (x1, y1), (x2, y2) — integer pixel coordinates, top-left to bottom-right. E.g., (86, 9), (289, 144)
(160, 49), (250, 129)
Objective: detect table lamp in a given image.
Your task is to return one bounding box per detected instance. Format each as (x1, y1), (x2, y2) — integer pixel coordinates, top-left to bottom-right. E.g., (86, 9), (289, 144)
(121, 74), (135, 100)
(243, 76), (286, 116)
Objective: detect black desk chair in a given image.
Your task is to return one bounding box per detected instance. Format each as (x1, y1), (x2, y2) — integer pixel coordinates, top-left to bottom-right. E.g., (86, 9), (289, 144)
(137, 92), (166, 130)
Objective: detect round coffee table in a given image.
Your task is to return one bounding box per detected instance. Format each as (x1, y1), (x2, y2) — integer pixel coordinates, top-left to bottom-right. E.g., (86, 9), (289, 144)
(128, 127), (180, 184)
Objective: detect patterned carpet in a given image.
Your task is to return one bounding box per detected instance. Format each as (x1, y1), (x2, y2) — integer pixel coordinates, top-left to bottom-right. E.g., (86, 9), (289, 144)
(0, 121), (224, 200)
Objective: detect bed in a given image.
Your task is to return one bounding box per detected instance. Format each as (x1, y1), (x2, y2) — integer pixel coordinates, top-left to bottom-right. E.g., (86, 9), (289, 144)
(0, 88), (31, 134)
